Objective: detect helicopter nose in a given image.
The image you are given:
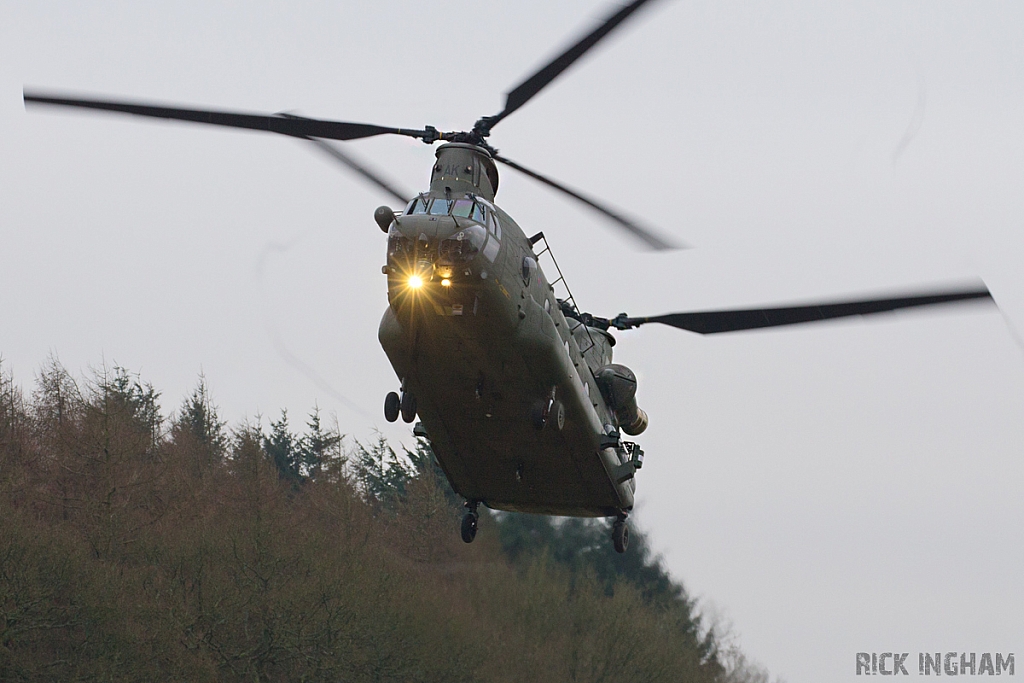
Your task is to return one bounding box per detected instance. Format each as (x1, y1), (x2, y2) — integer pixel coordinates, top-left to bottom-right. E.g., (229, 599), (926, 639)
(395, 213), (458, 241)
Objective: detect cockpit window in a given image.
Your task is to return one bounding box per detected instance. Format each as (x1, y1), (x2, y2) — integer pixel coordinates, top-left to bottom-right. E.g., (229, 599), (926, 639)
(408, 197), (494, 228)
(452, 199), (474, 218)
(408, 197), (429, 215)
(429, 199), (453, 216)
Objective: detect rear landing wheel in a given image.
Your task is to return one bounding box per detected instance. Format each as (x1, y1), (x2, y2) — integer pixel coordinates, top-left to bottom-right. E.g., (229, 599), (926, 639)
(384, 392), (400, 422)
(461, 512), (478, 543)
(612, 519), (629, 554)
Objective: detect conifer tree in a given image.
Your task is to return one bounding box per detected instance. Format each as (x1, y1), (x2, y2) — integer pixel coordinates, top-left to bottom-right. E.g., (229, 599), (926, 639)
(351, 434), (413, 508)
(297, 405), (342, 480)
(92, 364), (162, 451)
(172, 374), (227, 461)
(264, 409), (301, 484)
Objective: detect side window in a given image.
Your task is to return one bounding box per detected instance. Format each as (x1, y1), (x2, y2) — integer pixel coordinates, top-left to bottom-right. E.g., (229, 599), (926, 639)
(489, 213), (502, 240)
(482, 232), (500, 262)
(522, 256), (538, 285)
(409, 197), (429, 215)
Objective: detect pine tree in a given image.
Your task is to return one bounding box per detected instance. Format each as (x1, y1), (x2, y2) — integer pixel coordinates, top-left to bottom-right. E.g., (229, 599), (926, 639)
(173, 374), (227, 461)
(92, 364), (162, 451)
(297, 405), (342, 480)
(351, 433), (413, 508)
(264, 410), (301, 485)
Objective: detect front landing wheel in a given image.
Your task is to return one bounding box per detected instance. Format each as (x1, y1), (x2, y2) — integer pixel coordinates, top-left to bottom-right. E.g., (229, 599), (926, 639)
(400, 392), (417, 423)
(384, 392), (400, 422)
(461, 513), (478, 543)
(612, 519), (629, 554)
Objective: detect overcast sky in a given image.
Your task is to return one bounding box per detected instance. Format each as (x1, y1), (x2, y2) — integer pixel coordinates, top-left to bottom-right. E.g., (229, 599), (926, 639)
(3, 1), (1024, 680)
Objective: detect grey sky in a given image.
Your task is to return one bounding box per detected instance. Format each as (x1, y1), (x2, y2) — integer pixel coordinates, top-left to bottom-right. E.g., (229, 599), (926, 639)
(2, 2), (1023, 680)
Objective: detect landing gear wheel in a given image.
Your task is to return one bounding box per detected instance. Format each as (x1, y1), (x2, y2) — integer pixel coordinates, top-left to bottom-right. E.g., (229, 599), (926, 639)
(612, 519), (629, 554)
(530, 398), (565, 430)
(551, 399), (565, 431)
(461, 513), (478, 543)
(384, 392), (400, 422)
(400, 392), (417, 423)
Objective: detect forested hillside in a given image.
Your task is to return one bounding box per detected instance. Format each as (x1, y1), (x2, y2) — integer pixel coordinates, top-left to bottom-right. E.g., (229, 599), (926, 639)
(0, 360), (764, 682)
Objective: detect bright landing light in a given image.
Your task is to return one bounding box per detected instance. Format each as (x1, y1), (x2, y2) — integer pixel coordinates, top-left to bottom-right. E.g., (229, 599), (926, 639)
(408, 275), (424, 289)
(441, 278), (451, 287)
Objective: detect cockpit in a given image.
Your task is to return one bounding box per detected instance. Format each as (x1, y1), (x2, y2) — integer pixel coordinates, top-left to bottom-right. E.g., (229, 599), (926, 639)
(392, 195), (502, 265)
(405, 195), (500, 237)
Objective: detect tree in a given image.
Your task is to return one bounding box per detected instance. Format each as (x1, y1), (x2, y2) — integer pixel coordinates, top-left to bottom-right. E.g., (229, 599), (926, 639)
(350, 434), (414, 509)
(26, 362), (167, 559)
(0, 359), (28, 501)
(264, 410), (301, 485)
(1, 359), (754, 682)
(172, 374), (227, 463)
(297, 405), (342, 481)
(91, 363), (162, 452)
(404, 437), (461, 508)
(492, 511), (723, 677)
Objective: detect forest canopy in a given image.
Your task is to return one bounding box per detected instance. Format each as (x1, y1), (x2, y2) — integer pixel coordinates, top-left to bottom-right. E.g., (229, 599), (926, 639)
(0, 359), (767, 682)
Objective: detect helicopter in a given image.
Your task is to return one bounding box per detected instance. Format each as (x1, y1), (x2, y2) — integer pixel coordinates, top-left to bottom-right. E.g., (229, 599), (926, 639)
(22, 0), (995, 554)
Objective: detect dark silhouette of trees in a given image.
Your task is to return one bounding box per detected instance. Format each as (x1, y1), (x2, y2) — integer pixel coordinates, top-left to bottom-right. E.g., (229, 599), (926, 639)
(263, 409), (302, 485)
(0, 359), (748, 682)
(261, 407), (344, 486)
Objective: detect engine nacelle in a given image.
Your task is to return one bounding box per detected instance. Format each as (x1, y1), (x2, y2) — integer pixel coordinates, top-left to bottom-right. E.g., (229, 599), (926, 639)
(595, 364), (648, 435)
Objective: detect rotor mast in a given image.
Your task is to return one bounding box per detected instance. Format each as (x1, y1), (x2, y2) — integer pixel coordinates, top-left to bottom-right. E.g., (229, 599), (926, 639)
(428, 144), (500, 202)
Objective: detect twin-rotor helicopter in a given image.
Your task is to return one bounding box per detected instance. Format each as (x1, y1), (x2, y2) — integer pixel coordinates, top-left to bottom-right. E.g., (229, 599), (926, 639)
(24, 0), (994, 552)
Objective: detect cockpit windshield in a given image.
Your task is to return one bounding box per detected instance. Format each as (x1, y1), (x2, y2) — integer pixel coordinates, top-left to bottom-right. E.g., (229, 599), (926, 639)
(405, 195), (493, 229)
(429, 199), (453, 215)
(451, 198), (474, 217)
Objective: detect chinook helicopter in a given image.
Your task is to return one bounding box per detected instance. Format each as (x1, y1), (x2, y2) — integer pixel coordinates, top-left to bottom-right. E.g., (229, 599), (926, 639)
(24, 0), (994, 553)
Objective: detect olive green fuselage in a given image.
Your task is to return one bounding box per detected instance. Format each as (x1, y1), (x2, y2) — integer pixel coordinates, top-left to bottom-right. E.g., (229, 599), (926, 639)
(378, 144), (637, 517)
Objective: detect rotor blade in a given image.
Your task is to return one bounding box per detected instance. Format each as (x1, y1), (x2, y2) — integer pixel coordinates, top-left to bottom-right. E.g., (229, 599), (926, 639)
(616, 286), (994, 334)
(483, 0), (659, 131)
(24, 90), (431, 142)
(492, 152), (678, 250)
(303, 137), (412, 204)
